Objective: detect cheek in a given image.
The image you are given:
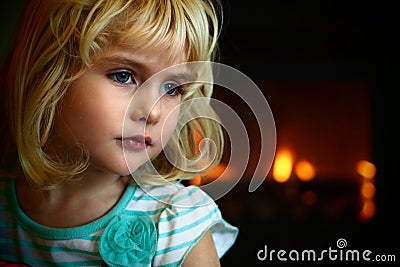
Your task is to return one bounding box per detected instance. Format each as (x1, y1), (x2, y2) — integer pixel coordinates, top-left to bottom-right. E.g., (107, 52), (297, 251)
(160, 103), (181, 143)
(55, 92), (124, 146)
(63, 101), (102, 136)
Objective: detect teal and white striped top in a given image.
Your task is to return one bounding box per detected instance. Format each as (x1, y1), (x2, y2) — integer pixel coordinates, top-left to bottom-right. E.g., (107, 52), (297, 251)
(0, 177), (238, 266)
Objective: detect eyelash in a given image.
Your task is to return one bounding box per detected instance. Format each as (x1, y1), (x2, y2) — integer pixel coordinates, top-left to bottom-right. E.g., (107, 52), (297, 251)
(107, 70), (184, 97)
(161, 81), (184, 97)
(108, 70), (135, 85)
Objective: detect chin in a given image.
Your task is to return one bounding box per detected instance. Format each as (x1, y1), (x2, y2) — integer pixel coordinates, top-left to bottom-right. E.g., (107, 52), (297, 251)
(121, 161), (148, 176)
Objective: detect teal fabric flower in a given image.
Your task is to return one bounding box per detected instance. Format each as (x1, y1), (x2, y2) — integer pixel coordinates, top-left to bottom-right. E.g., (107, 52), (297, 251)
(99, 212), (157, 267)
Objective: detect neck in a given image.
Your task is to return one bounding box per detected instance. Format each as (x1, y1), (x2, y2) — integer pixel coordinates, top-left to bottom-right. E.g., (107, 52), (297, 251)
(15, 169), (130, 228)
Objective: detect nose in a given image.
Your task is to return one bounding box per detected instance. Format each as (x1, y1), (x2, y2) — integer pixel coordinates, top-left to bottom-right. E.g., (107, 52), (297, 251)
(129, 83), (161, 124)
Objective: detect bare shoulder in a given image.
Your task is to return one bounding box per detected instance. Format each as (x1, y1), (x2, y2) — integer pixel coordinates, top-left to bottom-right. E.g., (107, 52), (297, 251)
(182, 230), (221, 267)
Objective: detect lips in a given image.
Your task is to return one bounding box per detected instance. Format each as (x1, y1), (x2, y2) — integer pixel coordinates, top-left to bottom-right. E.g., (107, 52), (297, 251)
(117, 135), (153, 151)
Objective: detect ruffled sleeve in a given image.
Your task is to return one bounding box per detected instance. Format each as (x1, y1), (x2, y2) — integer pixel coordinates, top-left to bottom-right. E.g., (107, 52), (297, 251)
(153, 185), (238, 266)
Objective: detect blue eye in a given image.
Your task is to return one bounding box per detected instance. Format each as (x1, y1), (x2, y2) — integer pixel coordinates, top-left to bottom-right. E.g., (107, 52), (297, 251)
(109, 71), (134, 84)
(161, 81), (183, 96)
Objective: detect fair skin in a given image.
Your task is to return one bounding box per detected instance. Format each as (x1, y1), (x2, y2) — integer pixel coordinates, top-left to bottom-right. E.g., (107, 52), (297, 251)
(15, 46), (220, 266)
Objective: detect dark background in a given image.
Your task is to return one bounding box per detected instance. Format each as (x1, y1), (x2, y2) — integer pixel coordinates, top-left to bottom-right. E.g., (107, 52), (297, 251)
(1, 0), (398, 266)
(215, 0), (398, 266)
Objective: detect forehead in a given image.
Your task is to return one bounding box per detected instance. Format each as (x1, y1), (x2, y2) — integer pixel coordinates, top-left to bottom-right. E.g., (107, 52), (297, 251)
(95, 46), (190, 78)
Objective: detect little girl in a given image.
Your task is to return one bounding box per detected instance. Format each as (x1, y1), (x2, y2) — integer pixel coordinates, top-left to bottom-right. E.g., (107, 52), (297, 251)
(0, 0), (238, 266)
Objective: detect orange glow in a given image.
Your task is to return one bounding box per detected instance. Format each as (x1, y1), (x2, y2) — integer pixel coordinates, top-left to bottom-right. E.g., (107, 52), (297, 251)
(206, 163), (227, 179)
(192, 163), (231, 185)
(359, 200), (376, 222)
(272, 149), (293, 183)
(360, 181), (376, 199)
(193, 130), (202, 153)
(189, 175), (202, 186)
(356, 160), (376, 179)
(295, 160), (316, 182)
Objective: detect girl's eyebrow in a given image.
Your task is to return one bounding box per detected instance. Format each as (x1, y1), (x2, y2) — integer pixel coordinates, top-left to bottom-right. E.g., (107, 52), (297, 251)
(165, 72), (195, 83)
(98, 56), (142, 69)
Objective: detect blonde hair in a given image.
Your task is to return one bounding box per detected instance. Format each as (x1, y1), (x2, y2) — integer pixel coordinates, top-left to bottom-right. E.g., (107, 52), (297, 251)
(0, 0), (224, 189)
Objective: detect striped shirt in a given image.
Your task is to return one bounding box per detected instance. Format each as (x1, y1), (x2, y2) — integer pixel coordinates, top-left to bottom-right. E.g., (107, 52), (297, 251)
(0, 177), (238, 266)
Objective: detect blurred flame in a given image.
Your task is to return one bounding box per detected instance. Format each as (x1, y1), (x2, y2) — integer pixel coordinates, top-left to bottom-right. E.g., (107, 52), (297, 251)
(295, 160), (315, 182)
(359, 200), (376, 222)
(272, 149), (293, 183)
(358, 160), (376, 222)
(360, 181), (376, 199)
(356, 160), (376, 179)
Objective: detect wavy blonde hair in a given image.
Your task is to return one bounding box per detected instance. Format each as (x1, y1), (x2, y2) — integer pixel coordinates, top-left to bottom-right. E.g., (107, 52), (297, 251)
(0, 0), (224, 189)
